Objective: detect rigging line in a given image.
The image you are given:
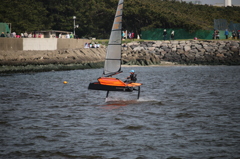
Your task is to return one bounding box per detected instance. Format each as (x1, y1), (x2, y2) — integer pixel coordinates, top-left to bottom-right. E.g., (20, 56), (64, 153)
(108, 44), (122, 45)
(105, 59), (121, 60)
(111, 29), (122, 31)
(104, 70), (122, 75)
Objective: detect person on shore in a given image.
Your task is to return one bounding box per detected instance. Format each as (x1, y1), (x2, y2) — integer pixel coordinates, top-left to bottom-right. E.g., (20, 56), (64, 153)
(84, 43), (89, 48)
(163, 29), (167, 41)
(70, 33), (74, 38)
(94, 43), (100, 48)
(6, 32), (10, 38)
(171, 30), (174, 40)
(0, 32), (5, 37)
(213, 29), (219, 39)
(137, 34), (140, 39)
(225, 29), (229, 39)
(213, 30), (220, 39)
(28, 33), (32, 38)
(232, 31), (236, 39)
(24, 32), (28, 38)
(128, 32), (132, 39)
(125, 70), (137, 83)
(216, 32), (220, 39)
(131, 32), (135, 39)
(124, 30), (128, 39)
(12, 32), (16, 38)
(122, 31), (125, 40)
(66, 33), (70, 38)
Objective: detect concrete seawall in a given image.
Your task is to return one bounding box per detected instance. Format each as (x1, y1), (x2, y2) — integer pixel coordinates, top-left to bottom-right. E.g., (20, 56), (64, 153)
(0, 48), (106, 73)
(0, 38), (90, 51)
(0, 40), (240, 73)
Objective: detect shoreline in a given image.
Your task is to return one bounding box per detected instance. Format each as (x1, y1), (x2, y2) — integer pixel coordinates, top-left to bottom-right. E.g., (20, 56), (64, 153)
(1, 40), (239, 73)
(0, 62), (104, 74)
(1, 61), (236, 74)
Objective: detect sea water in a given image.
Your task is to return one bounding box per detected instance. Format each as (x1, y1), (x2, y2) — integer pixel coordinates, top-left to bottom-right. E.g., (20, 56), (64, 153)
(0, 66), (240, 159)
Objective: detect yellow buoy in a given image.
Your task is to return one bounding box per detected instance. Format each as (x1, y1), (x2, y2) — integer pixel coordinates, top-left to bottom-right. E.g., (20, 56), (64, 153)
(63, 81), (68, 84)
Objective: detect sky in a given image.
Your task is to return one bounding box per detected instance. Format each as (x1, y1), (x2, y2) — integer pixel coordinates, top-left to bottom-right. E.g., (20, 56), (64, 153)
(185, 0), (240, 5)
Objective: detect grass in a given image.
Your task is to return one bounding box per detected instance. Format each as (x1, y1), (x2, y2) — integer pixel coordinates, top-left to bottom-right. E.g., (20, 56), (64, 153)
(92, 38), (239, 45)
(92, 39), (147, 45)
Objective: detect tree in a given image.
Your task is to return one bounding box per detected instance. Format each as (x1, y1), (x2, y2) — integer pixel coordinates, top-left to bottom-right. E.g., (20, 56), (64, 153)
(0, 0), (49, 34)
(1, 0), (240, 38)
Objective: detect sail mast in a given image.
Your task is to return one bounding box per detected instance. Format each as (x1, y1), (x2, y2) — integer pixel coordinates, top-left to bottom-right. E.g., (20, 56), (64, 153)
(103, 0), (123, 77)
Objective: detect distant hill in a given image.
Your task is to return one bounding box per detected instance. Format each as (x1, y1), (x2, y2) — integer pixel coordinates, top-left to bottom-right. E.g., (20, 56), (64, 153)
(1, 0), (240, 38)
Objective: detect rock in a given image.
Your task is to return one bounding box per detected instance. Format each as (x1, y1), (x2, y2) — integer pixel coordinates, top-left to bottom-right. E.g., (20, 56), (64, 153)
(152, 44), (159, 47)
(184, 45), (191, 52)
(179, 41), (186, 44)
(146, 42), (155, 47)
(155, 41), (162, 46)
(162, 41), (171, 44)
(230, 42), (239, 47)
(230, 46), (239, 53)
(130, 45), (139, 50)
(172, 47), (177, 52)
(190, 49), (198, 54)
(216, 53), (225, 57)
(147, 47), (155, 51)
(171, 41), (179, 45)
(133, 46), (144, 51)
(128, 41), (139, 46)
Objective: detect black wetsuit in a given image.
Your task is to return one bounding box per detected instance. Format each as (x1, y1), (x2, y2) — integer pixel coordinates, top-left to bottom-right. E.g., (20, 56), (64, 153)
(130, 74), (137, 82)
(125, 73), (137, 83)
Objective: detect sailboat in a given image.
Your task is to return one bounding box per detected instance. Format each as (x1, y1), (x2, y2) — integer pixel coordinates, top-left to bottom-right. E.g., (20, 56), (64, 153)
(88, 0), (142, 99)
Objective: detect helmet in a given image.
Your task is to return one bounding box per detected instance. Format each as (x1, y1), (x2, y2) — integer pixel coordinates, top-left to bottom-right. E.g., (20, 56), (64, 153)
(130, 70), (135, 73)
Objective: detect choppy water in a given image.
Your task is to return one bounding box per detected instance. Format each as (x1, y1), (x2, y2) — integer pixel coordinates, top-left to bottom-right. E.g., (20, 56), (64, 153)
(0, 66), (240, 159)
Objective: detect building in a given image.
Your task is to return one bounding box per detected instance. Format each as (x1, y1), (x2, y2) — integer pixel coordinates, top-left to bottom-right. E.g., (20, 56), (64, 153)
(225, 0), (232, 7)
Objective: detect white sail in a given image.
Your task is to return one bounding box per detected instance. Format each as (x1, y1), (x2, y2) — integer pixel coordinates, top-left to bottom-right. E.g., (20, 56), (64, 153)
(103, 0), (123, 76)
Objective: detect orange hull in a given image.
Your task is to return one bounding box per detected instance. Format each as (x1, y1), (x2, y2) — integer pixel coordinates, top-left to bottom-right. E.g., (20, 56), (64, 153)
(88, 77), (142, 92)
(98, 77), (142, 87)
(88, 77), (142, 99)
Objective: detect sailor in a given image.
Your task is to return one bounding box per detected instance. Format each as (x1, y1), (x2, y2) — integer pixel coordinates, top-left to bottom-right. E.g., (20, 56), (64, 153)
(125, 70), (137, 83)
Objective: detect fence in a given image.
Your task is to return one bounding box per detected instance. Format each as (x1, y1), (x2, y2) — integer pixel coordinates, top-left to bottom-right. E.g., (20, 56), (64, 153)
(0, 23), (11, 34)
(141, 28), (215, 40)
(141, 19), (240, 40)
(214, 19), (240, 32)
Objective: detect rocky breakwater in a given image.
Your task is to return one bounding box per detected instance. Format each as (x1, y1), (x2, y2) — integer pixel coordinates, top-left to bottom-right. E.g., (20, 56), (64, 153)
(123, 40), (240, 65)
(1, 40), (240, 73)
(0, 48), (106, 73)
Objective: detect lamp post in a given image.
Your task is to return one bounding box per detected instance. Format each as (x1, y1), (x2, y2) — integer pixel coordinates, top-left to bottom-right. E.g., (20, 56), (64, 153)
(73, 16), (76, 35)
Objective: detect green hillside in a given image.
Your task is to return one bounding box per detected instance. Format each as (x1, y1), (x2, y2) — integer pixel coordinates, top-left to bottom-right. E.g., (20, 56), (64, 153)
(1, 0), (240, 38)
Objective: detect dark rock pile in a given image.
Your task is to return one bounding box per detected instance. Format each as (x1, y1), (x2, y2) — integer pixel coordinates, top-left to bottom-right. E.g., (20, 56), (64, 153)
(123, 40), (240, 65)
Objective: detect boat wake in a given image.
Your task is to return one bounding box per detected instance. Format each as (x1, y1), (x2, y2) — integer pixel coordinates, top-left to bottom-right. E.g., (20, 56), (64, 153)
(101, 99), (138, 109)
(105, 97), (138, 103)
(105, 96), (160, 103)
(137, 97), (161, 102)
(100, 97), (162, 110)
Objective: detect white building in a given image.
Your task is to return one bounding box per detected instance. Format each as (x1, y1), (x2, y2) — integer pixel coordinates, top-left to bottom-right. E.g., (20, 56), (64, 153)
(225, 0), (232, 7)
